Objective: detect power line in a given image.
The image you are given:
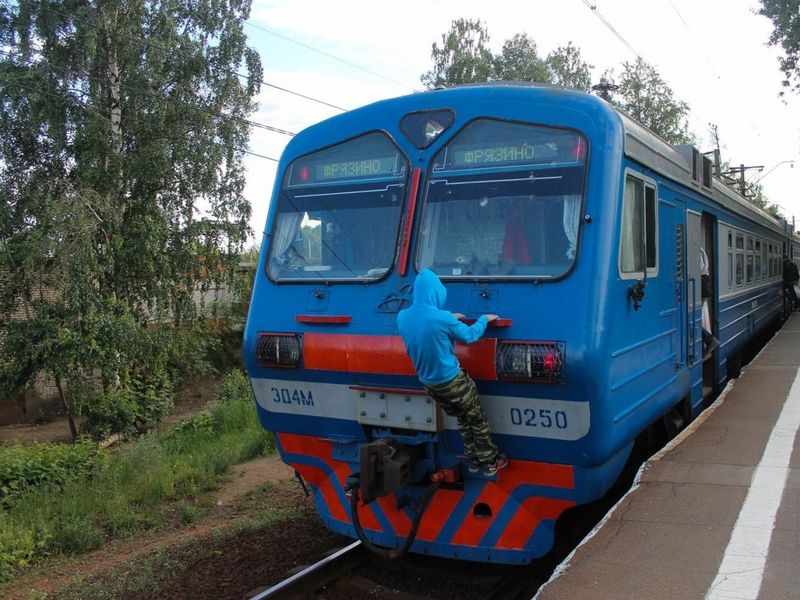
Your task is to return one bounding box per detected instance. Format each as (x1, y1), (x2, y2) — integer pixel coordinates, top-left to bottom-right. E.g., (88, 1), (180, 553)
(245, 20), (417, 92)
(3, 77), (279, 162)
(664, 0), (721, 79)
(259, 79), (346, 111)
(579, 0), (639, 57)
(243, 149), (279, 162)
(27, 2), (346, 114)
(246, 120), (295, 136)
(0, 48), (295, 141)
(577, 1), (737, 156)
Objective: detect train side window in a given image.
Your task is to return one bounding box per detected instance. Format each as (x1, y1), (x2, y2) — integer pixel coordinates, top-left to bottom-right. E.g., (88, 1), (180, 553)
(746, 236), (754, 284)
(620, 174), (657, 276)
(755, 240), (762, 281)
(769, 244), (775, 279)
(735, 234), (744, 286)
(727, 231), (733, 290)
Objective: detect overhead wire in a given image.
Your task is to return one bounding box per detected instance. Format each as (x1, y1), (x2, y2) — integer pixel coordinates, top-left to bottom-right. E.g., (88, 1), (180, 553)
(3, 74), (280, 162)
(664, 0), (721, 79)
(579, 0), (639, 57)
(27, 2), (346, 114)
(0, 48), (295, 141)
(244, 20), (417, 93)
(577, 0), (733, 156)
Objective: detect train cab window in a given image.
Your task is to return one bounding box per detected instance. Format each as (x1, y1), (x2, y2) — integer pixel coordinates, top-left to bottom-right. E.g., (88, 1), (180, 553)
(416, 119), (587, 278)
(267, 132), (409, 281)
(619, 174), (657, 276)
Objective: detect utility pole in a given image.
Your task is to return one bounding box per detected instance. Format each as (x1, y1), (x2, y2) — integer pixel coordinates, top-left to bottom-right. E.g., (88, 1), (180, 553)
(707, 123), (722, 176)
(722, 164), (764, 197)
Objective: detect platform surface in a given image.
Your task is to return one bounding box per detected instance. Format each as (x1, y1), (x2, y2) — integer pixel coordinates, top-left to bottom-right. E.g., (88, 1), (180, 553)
(536, 316), (800, 600)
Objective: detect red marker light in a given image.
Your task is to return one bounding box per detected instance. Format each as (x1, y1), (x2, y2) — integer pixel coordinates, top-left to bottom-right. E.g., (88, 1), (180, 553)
(299, 165), (310, 182)
(574, 138), (585, 161)
(543, 352), (559, 372)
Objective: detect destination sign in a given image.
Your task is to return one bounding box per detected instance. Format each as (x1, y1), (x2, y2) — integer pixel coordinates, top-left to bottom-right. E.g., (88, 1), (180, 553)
(291, 155), (400, 185)
(316, 156), (398, 180)
(451, 143), (536, 168)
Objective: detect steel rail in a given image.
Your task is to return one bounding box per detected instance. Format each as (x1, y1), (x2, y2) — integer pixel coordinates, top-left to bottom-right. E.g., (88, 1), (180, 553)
(248, 540), (365, 599)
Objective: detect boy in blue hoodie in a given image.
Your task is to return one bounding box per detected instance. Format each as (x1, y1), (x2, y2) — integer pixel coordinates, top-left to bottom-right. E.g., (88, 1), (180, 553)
(397, 269), (507, 476)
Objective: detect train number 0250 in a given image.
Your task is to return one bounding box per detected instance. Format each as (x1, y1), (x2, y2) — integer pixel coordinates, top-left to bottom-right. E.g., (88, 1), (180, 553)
(510, 407), (568, 429)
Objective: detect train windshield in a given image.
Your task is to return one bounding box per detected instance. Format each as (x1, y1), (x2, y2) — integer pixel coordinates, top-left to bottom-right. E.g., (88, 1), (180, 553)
(417, 119), (587, 279)
(268, 132), (408, 281)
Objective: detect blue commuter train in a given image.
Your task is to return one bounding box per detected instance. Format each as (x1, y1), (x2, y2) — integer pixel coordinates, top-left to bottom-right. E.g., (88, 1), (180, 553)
(243, 83), (800, 564)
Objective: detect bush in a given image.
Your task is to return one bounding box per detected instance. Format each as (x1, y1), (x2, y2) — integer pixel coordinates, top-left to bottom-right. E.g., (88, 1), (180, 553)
(216, 369), (251, 405)
(0, 515), (47, 583)
(0, 440), (107, 509)
(0, 369), (274, 584)
(77, 366), (174, 440)
(51, 515), (104, 554)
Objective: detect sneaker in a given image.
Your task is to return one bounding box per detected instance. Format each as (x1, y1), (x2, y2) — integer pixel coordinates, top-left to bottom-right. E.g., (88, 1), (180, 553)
(468, 459), (481, 473)
(481, 454), (509, 476)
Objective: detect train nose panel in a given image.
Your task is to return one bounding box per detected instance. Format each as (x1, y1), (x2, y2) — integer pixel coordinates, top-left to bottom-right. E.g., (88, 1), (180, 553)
(277, 432), (578, 564)
(354, 386), (438, 432)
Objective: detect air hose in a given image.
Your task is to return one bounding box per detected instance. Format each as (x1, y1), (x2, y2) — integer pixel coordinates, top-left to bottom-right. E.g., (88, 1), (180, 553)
(346, 478), (441, 560)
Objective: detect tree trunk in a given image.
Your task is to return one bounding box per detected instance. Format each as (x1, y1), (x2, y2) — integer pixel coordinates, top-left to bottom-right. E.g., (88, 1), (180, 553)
(55, 376), (78, 441)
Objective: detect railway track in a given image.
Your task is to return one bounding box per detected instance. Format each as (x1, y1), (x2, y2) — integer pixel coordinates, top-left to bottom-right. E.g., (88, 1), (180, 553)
(247, 540), (540, 600)
(246, 405), (688, 600)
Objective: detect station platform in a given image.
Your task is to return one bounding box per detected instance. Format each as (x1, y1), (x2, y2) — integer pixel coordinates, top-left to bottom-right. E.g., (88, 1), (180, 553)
(535, 316), (800, 600)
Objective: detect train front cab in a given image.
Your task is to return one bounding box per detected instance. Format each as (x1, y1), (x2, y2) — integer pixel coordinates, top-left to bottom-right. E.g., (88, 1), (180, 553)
(243, 85), (786, 565)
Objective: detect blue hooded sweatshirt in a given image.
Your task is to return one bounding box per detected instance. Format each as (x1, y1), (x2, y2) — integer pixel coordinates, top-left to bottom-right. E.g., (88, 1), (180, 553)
(397, 269), (489, 386)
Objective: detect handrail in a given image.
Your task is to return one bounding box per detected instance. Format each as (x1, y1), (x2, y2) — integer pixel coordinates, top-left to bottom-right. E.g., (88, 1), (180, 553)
(689, 277), (697, 364)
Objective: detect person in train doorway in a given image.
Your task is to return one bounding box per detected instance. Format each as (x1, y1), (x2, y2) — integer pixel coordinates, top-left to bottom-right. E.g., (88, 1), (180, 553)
(783, 255), (799, 310)
(700, 247), (720, 357)
(397, 269), (508, 477)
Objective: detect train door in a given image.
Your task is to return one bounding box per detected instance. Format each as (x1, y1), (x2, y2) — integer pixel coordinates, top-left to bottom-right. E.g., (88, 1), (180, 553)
(701, 213), (718, 396)
(686, 211), (704, 403)
(686, 211), (718, 399)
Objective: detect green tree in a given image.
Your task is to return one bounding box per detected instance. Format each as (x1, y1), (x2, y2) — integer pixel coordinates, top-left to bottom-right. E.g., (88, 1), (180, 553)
(546, 42), (593, 91)
(0, 0), (262, 438)
(421, 18), (494, 88)
(758, 0), (800, 93)
(422, 24), (593, 91)
(494, 33), (551, 83)
(605, 57), (692, 145)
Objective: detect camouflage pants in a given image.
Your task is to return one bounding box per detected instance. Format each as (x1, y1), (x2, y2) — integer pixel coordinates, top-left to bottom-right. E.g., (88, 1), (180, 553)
(425, 370), (499, 464)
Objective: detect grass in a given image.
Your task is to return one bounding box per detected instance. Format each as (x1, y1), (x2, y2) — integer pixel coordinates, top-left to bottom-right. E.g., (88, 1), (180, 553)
(54, 489), (303, 600)
(0, 370), (275, 586)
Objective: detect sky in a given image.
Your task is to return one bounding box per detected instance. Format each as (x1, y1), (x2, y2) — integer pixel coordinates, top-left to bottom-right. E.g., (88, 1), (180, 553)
(241, 0), (800, 245)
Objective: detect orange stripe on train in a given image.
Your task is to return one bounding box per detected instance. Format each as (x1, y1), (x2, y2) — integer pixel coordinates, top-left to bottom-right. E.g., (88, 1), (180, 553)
(302, 333), (497, 380)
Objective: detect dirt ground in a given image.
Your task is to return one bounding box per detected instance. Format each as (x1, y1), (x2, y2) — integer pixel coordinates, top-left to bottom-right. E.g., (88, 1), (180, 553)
(0, 455), (349, 600)
(0, 376), (353, 599)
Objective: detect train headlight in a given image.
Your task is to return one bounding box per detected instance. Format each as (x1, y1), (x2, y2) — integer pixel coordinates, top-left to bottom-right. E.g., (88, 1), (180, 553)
(256, 333), (302, 368)
(496, 341), (564, 383)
